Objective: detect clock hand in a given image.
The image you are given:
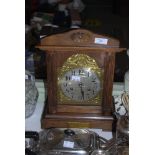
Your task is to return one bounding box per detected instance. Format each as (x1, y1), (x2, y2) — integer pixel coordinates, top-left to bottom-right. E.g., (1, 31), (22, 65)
(81, 89), (84, 100)
(78, 82), (84, 100)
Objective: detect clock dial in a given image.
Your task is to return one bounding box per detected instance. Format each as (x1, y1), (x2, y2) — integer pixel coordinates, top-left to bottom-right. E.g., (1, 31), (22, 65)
(60, 68), (101, 101)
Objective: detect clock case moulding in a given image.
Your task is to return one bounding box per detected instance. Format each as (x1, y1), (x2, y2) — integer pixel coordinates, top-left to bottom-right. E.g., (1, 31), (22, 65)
(36, 28), (126, 131)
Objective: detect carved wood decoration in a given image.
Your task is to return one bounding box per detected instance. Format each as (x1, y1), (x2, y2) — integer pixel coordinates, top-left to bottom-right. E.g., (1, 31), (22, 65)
(36, 29), (125, 130)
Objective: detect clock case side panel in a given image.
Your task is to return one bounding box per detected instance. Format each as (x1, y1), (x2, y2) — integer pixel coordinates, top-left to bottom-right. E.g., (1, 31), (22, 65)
(46, 53), (58, 114)
(102, 52), (116, 115)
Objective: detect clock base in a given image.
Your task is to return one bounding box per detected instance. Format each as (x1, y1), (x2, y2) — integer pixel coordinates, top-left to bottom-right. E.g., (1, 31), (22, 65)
(41, 103), (114, 131)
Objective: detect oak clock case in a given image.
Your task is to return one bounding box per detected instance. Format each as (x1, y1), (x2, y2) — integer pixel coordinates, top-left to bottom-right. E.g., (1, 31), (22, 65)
(36, 29), (125, 130)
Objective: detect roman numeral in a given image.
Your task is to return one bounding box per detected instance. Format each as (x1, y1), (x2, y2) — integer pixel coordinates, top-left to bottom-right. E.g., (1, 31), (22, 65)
(66, 76), (71, 81)
(72, 70), (75, 75)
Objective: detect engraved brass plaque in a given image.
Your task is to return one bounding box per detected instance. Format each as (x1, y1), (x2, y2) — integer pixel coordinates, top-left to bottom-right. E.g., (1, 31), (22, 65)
(68, 122), (90, 128)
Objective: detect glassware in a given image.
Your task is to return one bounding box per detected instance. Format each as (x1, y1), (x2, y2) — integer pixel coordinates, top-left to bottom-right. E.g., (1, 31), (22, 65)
(25, 71), (38, 118)
(116, 116), (129, 146)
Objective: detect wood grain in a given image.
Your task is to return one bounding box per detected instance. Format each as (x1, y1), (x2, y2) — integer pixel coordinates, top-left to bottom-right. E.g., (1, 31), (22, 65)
(36, 28), (126, 130)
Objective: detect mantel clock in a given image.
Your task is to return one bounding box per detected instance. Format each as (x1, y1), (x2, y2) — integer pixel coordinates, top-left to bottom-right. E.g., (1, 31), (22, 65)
(36, 29), (125, 130)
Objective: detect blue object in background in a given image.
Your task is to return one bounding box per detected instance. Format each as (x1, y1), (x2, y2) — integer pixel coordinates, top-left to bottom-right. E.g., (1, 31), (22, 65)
(25, 49), (35, 75)
(25, 49), (46, 79)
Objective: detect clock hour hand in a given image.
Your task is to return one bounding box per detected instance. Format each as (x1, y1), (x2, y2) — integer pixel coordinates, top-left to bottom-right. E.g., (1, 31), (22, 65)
(81, 89), (84, 100)
(78, 82), (84, 100)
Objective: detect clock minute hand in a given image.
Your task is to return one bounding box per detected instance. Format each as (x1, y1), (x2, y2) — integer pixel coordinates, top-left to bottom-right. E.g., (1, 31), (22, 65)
(78, 82), (84, 100)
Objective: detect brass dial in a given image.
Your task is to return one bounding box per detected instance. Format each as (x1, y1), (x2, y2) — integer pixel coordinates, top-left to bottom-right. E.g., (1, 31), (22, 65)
(57, 54), (103, 105)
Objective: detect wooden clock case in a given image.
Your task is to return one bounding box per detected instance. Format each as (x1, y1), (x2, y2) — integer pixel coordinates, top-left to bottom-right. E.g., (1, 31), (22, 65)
(36, 29), (125, 130)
